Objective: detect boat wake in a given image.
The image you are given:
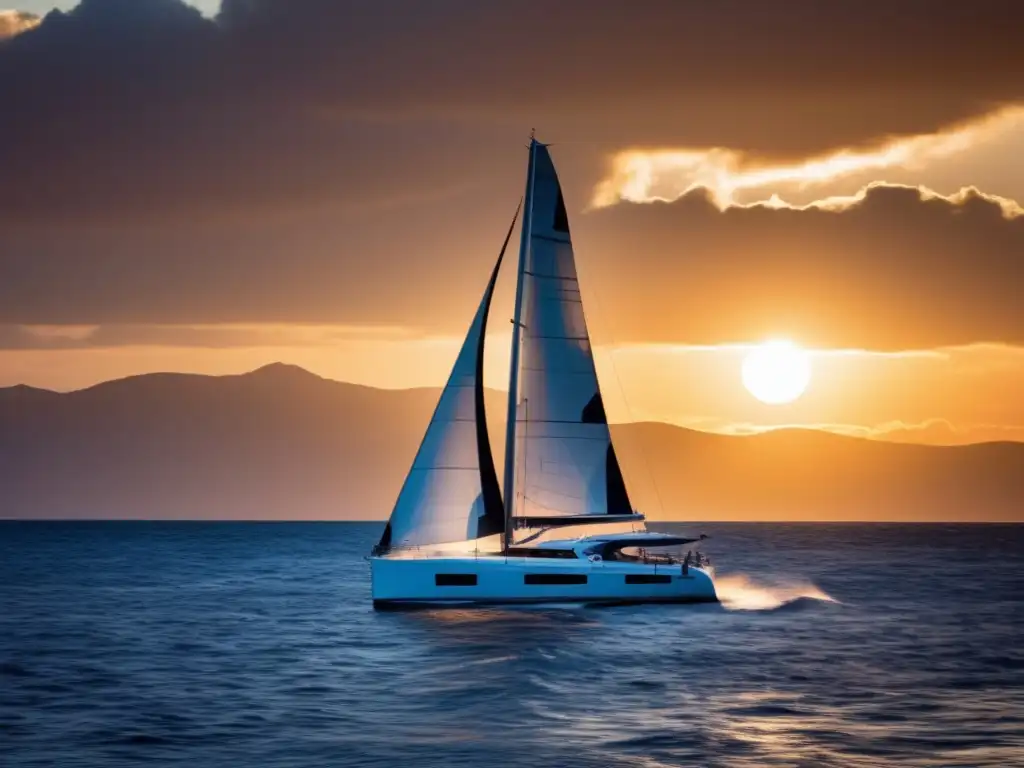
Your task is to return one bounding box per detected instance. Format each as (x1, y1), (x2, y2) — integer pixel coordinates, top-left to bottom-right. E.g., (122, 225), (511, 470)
(716, 573), (838, 611)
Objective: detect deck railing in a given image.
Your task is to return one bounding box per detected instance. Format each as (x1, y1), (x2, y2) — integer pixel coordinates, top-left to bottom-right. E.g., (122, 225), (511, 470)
(371, 543), (711, 569)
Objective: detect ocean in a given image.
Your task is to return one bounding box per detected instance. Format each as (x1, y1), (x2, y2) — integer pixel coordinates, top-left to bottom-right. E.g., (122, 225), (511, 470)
(2, 522), (1022, 767)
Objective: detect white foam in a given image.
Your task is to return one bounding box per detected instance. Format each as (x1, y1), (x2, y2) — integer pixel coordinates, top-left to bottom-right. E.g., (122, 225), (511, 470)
(716, 573), (838, 611)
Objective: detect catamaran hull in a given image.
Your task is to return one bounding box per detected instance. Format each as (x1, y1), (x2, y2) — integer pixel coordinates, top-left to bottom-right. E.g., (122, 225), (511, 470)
(369, 556), (717, 609)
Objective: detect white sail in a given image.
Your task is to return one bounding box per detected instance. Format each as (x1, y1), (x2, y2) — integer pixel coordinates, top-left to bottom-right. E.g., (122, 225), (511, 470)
(377, 210), (518, 551)
(508, 142), (636, 530)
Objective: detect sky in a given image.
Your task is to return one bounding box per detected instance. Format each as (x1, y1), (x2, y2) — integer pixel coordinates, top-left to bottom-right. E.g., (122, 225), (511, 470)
(1, 0), (1023, 445)
(5, 0), (217, 16)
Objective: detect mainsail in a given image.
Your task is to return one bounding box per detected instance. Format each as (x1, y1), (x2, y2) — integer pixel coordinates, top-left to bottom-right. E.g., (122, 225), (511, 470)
(505, 141), (636, 536)
(377, 207), (519, 551)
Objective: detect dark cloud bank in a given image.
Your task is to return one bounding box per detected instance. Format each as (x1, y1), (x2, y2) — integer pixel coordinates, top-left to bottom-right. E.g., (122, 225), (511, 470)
(1, 0), (1023, 349)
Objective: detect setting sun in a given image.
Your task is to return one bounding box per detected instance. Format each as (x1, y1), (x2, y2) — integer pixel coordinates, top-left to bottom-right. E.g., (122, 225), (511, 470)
(741, 340), (812, 405)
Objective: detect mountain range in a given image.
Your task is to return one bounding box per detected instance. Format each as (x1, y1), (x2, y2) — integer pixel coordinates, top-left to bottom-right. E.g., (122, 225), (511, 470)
(1, 364), (1021, 521)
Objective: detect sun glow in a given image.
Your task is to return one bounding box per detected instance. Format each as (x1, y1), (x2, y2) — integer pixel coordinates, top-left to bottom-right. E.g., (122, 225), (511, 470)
(741, 341), (812, 405)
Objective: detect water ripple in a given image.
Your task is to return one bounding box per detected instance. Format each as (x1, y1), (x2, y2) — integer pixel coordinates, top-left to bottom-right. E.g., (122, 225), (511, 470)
(1, 521), (1022, 768)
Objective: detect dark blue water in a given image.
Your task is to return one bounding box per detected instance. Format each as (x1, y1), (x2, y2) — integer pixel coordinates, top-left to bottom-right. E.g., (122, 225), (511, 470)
(2, 522), (1022, 767)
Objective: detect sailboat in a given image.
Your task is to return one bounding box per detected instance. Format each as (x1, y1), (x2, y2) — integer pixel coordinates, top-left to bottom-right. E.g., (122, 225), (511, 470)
(369, 139), (718, 608)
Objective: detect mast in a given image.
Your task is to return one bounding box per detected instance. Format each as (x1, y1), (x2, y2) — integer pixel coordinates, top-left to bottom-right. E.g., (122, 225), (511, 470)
(502, 137), (538, 551)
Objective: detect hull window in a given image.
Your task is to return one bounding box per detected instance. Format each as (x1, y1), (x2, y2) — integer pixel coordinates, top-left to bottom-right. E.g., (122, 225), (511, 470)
(435, 574), (478, 587)
(524, 573), (587, 585)
(505, 548), (578, 559)
(625, 574), (673, 585)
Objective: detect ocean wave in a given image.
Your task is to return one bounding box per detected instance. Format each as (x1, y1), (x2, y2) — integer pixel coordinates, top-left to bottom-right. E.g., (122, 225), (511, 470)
(715, 572), (839, 611)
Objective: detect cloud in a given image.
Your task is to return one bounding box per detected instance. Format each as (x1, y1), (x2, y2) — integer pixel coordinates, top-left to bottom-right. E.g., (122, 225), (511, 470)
(2, 180), (1022, 349)
(593, 105), (1024, 215)
(799, 184), (1022, 220)
(18, 325), (100, 342)
(579, 184), (1024, 349)
(1, 0), (1024, 222)
(0, 10), (39, 39)
(2, 323), (423, 350)
(0, 0), (1023, 352)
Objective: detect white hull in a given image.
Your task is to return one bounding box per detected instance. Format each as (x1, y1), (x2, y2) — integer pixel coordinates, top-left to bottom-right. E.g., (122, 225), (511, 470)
(370, 554), (717, 609)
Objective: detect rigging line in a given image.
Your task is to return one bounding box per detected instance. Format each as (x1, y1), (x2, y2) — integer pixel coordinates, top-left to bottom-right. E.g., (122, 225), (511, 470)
(518, 396), (529, 532)
(577, 249), (667, 522)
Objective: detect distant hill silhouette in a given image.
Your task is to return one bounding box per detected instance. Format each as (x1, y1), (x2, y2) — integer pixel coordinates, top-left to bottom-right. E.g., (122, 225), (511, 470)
(1, 364), (1021, 521)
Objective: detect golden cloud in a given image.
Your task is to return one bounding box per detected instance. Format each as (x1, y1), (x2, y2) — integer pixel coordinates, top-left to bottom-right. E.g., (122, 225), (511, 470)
(593, 105), (1024, 217)
(0, 10), (40, 40)
(19, 325), (100, 341)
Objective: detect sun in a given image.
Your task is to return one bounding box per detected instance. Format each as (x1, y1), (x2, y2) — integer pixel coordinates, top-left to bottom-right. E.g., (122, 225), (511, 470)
(741, 340), (812, 405)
